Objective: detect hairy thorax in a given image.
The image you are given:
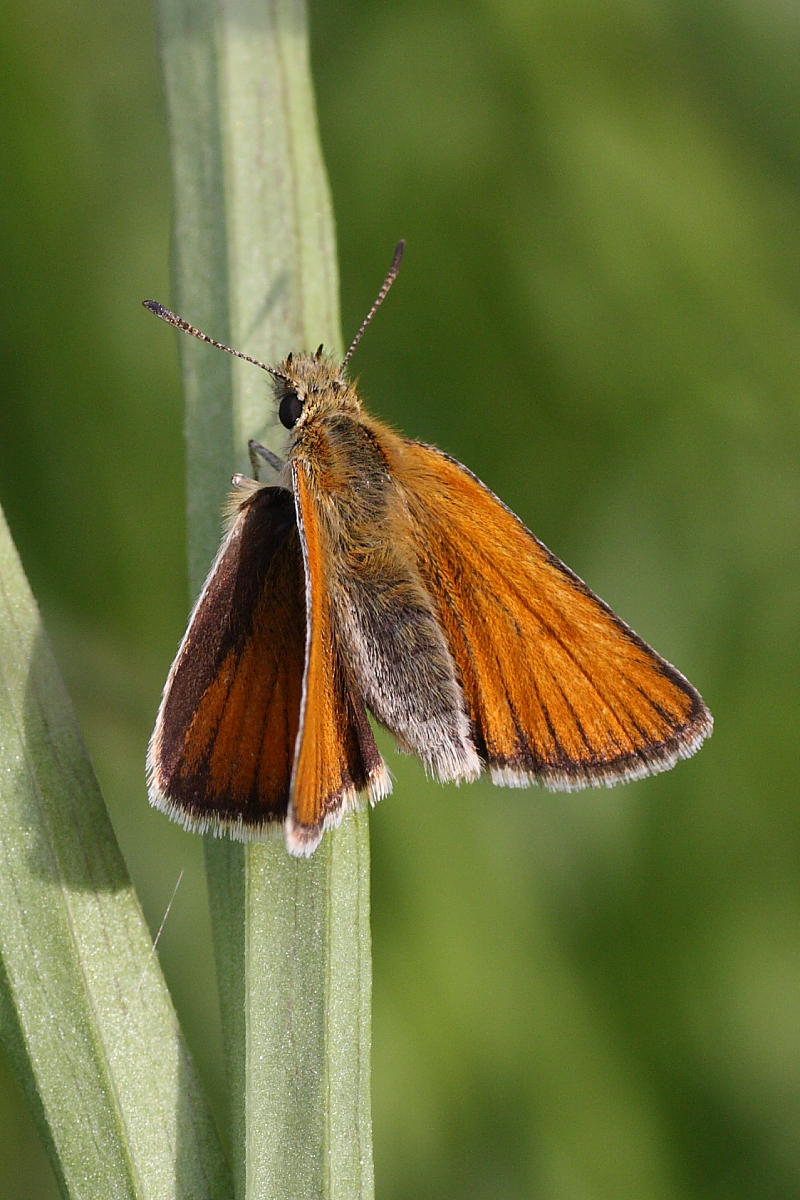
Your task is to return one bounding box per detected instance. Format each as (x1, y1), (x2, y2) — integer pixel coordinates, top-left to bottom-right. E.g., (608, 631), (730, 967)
(288, 409), (479, 782)
(290, 410), (404, 554)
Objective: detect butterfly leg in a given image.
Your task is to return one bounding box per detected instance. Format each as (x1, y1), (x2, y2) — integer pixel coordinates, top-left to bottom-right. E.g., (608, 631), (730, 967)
(249, 439), (284, 480)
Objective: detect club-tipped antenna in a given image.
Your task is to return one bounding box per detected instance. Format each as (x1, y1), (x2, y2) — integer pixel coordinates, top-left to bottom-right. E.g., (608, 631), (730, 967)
(341, 240), (405, 370)
(142, 300), (292, 384)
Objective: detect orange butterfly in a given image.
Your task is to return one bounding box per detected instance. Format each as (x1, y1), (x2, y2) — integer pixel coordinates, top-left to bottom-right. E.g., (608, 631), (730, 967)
(146, 244), (712, 856)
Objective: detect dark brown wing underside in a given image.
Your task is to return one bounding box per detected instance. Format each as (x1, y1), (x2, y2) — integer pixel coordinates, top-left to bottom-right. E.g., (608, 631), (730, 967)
(148, 487), (305, 833)
(149, 480), (389, 849)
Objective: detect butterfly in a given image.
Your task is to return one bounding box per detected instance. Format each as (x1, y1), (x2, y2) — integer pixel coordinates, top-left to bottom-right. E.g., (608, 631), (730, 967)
(145, 243), (712, 856)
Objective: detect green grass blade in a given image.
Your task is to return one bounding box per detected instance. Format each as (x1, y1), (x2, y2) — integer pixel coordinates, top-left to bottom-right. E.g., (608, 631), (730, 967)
(207, 822), (373, 1200)
(0, 509), (231, 1199)
(154, 0), (375, 1196)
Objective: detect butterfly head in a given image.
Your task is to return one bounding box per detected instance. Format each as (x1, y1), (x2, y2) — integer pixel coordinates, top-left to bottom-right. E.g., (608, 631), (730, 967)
(272, 349), (360, 431)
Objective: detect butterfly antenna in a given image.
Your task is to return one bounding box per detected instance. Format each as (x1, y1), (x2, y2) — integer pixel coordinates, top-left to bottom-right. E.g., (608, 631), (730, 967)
(142, 300), (292, 384)
(341, 240), (405, 370)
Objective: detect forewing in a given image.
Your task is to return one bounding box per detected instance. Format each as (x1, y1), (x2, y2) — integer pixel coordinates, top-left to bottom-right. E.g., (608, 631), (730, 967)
(148, 486), (304, 836)
(398, 441), (712, 788)
(288, 461), (390, 855)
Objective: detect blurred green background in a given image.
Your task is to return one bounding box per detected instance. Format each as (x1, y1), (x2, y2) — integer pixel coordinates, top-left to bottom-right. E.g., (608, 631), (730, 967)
(1, 0), (799, 1197)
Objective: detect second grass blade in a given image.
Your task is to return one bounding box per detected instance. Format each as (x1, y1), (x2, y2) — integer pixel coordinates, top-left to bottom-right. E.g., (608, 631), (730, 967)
(0, 508), (231, 1199)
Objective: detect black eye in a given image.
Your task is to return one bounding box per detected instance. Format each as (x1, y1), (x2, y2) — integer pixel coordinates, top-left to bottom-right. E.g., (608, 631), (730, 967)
(278, 390), (303, 429)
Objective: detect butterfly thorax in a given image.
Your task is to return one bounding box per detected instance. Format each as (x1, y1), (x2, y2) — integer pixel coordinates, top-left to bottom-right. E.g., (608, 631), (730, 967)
(284, 407), (481, 785)
(288, 406), (395, 533)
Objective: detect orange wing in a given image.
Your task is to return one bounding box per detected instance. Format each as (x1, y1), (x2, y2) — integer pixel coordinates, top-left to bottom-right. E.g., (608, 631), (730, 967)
(397, 441), (712, 788)
(288, 461), (390, 854)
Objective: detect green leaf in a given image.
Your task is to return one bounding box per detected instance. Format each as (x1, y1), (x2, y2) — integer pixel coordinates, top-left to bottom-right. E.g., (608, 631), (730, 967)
(153, 0), (375, 1196)
(0, 508), (231, 1198)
